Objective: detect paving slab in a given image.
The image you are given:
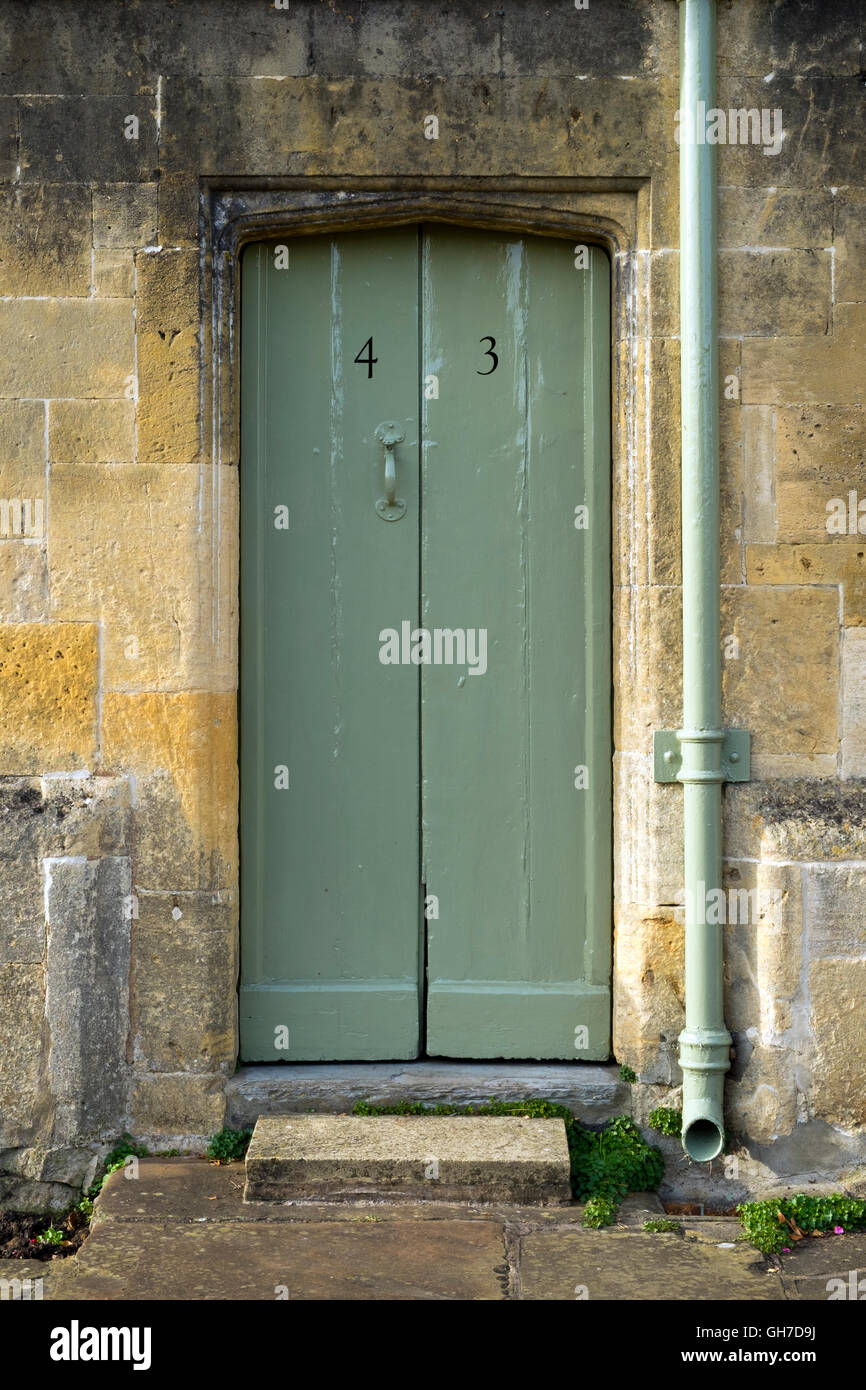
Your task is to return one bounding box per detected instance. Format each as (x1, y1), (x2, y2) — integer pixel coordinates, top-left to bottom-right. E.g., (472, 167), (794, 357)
(784, 1268), (866, 1301)
(518, 1229), (785, 1301)
(778, 1232), (866, 1300)
(58, 1218), (508, 1301)
(14, 1159), (843, 1302)
(243, 1114), (572, 1204)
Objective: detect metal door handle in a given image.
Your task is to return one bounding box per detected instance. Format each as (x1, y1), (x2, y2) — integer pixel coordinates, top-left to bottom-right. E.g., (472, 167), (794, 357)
(375, 421), (407, 521)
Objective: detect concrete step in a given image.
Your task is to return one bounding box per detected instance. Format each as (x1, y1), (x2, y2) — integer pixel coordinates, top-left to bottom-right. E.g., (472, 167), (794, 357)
(227, 1061), (628, 1129)
(243, 1114), (572, 1205)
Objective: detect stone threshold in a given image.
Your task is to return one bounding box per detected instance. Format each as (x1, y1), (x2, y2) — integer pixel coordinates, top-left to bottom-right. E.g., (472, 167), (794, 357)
(226, 1060), (628, 1130)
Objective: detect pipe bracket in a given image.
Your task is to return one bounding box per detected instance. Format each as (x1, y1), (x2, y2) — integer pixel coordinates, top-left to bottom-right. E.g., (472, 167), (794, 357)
(653, 728), (751, 784)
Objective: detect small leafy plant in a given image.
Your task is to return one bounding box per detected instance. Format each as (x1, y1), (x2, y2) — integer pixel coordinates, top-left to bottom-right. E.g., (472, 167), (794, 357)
(737, 1193), (866, 1255)
(643, 1218), (681, 1233)
(619, 1064), (637, 1084)
(206, 1127), (253, 1164)
(87, 1133), (149, 1199)
(583, 1196), (618, 1228)
(35, 1225), (64, 1246)
(648, 1106), (683, 1138)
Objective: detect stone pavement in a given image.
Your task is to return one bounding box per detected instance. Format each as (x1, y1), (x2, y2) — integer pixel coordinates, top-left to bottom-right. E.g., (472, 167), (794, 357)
(9, 1158), (864, 1301)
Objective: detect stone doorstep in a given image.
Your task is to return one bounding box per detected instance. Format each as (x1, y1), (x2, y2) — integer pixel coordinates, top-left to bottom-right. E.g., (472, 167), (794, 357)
(243, 1114), (572, 1205)
(226, 1061), (628, 1127)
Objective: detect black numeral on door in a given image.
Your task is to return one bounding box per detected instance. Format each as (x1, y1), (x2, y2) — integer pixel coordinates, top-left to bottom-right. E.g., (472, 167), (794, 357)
(354, 336), (379, 378)
(477, 336), (498, 375)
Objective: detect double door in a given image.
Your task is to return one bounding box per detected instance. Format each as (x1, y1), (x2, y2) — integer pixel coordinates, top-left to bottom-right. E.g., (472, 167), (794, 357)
(239, 224), (611, 1061)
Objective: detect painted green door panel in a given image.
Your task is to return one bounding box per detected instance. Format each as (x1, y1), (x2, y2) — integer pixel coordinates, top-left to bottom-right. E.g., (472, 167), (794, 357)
(239, 231), (421, 1061)
(421, 229), (611, 1059)
(240, 225), (611, 1064)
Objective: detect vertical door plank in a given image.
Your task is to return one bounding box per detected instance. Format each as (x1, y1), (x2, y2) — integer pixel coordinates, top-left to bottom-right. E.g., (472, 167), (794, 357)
(239, 230), (421, 1060)
(422, 227), (611, 1058)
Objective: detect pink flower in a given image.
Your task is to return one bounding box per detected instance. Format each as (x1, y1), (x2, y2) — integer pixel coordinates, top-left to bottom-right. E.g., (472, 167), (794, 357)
(834, 1225), (844, 1234)
(782, 1247), (791, 1253)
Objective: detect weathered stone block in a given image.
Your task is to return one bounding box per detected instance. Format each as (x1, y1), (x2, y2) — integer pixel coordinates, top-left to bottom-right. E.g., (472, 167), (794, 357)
(841, 627), (866, 778)
(101, 692), (237, 891)
(810, 960), (866, 1130)
(718, 185), (833, 250)
(19, 93), (158, 184)
(135, 248), (201, 462)
(162, 73), (668, 183)
(130, 1073), (226, 1140)
(805, 865), (866, 956)
(727, 1049), (798, 1144)
(44, 855), (131, 1144)
(720, 249), (831, 337)
(0, 858), (45, 964)
(0, 546), (49, 622)
(243, 1114), (572, 1204)
(646, 337), (681, 584)
(741, 404), (776, 543)
(0, 97), (16, 178)
(774, 405), (866, 542)
(0, 299), (133, 399)
(746, 539), (866, 628)
(0, 623), (99, 773)
(226, 1060), (626, 1130)
(0, 963), (47, 1149)
(613, 752), (683, 908)
(50, 399), (135, 465)
(723, 860), (801, 1044)
(834, 187), (866, 305)
(0, 399), (46, 501)
(721, 586), (838, 756)
(741, 304), (866, 406)
(613, 586), (681, 751)
(48, 463), (213, 687)
(613, 902), (684, 1081)
(93, 183), (157, 248)
(725, 781), (866, 864)
(132, 893), (237, 1073)
(0, 184), (91, 295)
(93, 248), (135, 298)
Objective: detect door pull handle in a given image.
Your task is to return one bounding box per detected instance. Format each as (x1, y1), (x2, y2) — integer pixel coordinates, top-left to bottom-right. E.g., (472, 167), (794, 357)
(375, 421), (407, 521)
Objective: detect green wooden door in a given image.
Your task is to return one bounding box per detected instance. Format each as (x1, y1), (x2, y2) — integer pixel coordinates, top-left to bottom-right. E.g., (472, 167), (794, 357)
(240, 225), (611, 1062)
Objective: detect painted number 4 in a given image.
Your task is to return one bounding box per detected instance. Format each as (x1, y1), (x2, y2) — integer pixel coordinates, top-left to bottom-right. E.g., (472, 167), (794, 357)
(354, 337), (378, 379)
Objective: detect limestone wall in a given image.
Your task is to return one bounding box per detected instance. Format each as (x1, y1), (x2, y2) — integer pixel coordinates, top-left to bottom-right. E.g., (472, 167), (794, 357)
(0, 0), (863, 1207)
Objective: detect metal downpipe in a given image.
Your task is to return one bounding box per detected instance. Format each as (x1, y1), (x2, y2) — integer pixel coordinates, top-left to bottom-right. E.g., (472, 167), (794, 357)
(677, 0), (730, 1162)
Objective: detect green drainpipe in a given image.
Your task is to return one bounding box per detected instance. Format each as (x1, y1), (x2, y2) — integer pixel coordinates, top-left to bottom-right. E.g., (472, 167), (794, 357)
(654, 0), (750, 1162)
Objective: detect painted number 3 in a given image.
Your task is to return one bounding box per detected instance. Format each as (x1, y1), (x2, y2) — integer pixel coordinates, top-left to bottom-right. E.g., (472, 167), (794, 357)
(477, 336), (498, 375)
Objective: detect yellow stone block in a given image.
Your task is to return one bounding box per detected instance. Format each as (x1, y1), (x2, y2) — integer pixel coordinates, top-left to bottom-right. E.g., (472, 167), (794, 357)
(101, 691), (237, 891)
(50, 400), (135, 464)
(93, 248), (135, 298)
(0, 401), (45, 526)
(48, 462), (233, 688)
(0, 545), (48, 622)
(721, 586), (838, 756)
(774, 405), (865, 542)
(746, 540), (866, 625)
(0, 184), (91, 296)
(135, 248), (201, 463)
(0, 299), (133, 399)
(741, 304), (866, 406)
(0, 622), (99, 773)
